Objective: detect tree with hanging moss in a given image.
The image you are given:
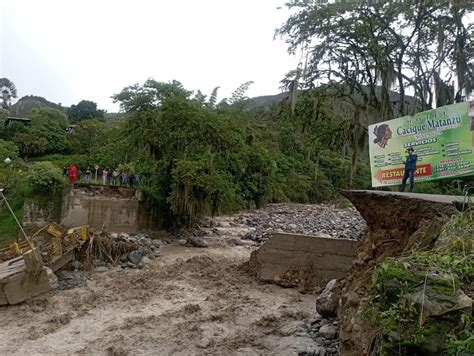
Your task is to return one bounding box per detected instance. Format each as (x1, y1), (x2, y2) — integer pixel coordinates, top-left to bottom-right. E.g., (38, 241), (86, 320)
(277, 1), (473, 117)
(277, 0), (474, 186)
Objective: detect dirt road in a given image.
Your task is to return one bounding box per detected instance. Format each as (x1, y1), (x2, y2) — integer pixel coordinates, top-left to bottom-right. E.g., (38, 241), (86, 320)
(0, 242), (321, 355)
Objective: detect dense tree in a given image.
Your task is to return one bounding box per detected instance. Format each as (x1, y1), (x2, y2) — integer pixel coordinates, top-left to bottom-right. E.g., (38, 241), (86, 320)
(0, 139), (20, 162)
(67, 119), (108, 154)
(9, 107), (70, 157)
(111, 79), (370, 223)
(13, 133), (48, 158)
(67, 100), (105, 121)
(278, 1), (473, 115)
(112, 79), (192, 159)
(29, 108), (70, 154)
(4, 122), (29, 141)
(30, 107), (68, 128)
(113, 80), (271, 221)
(0, 108), (8, 137)
(26, 161), (63, 193)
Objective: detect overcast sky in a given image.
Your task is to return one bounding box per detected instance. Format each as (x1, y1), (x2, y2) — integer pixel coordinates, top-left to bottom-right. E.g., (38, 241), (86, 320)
(0, 0), (298, 112)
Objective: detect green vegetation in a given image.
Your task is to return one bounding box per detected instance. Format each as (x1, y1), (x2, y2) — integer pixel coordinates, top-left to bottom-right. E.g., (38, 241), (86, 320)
(0, 159), (30, 245)
(0, 77), (372, 238)
(26, 162), (63, 193)
(277, 0), (473, 174)
(108, 79), (372, 224)
(371, 212), (474, 355)
(67, 100), (106, 121)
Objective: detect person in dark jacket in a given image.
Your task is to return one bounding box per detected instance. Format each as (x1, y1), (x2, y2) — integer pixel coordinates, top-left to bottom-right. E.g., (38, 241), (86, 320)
(400, 147), (417, 192)
(85, 167), (92, 183)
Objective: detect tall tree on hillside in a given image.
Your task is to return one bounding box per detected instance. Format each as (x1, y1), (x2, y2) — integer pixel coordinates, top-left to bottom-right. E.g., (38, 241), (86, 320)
(277, 0), (473, 116)
(228, 81), (254, 105)
(450, 2), (474, 101)
(207, 86), (220, 108)
(67, 100), (105, 121)
(0, 78), (17, 110)
(112, 79), (192, 158)
(12, 107), (70, 157)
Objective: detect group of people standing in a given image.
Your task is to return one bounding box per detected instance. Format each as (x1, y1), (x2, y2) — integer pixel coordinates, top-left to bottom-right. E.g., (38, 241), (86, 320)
(97, 167), (140, 187)
(63, 165), (140, 187)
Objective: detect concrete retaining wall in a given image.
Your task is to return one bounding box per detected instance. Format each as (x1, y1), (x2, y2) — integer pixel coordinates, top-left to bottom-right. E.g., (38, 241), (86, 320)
(60, 187), (139, 232)
(22, 185), (161, 233)
(245, 233), (358, 290)
(23, 185), (147, 232)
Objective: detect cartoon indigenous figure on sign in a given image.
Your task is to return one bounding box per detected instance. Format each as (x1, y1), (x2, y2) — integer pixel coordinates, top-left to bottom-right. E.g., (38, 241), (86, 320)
(373, 124), (392, 148)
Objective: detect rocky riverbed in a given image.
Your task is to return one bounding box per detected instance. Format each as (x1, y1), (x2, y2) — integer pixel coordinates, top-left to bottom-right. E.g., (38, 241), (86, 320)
(1, 203), (365, 355)
(191, 203), (367, 245)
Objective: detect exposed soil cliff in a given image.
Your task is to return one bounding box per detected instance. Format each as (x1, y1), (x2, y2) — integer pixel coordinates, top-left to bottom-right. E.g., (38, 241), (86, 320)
(338, 191), (461, 355)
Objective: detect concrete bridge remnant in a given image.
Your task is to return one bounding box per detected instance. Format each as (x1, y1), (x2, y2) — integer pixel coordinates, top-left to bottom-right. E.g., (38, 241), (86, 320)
(22, 184), (167, 233)
(244, 232), (358, 292)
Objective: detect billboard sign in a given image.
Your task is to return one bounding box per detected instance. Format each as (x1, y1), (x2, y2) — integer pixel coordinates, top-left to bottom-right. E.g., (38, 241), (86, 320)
(368, 101), (474, 187)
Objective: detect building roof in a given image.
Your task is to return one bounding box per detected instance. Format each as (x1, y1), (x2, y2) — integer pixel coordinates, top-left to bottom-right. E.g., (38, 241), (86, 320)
(4, 117), (31, 127)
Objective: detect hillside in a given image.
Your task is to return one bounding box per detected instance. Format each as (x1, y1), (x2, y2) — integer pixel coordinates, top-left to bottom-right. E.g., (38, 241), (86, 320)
(10, 95), (66, 117)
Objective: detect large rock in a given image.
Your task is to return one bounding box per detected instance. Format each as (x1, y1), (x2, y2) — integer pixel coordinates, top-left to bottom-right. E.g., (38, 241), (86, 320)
(187, 236), (208, 248)
(152, 239), (166, 248)
(404, 287), (472, 324)
(128, 250), (144, 265)
(319, 324), (338, 339)
(316, 279), (340, 317)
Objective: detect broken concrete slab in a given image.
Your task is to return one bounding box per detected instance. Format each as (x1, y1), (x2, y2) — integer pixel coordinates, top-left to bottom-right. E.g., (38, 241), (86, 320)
(0, 257), (57, 305)
(244, 233), (357, 290)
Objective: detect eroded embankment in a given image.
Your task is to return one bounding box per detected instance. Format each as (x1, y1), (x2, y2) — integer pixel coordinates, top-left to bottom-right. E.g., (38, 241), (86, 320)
(338, 190), (463, 355)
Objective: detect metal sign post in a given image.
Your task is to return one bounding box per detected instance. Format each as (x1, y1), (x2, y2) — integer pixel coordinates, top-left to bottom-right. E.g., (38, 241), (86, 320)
(94, 164), (99, 184)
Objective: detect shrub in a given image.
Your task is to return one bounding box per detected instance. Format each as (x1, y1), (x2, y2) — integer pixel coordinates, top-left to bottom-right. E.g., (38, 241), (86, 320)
(26, 161), (64, 193)
(0, 139), (20, 162)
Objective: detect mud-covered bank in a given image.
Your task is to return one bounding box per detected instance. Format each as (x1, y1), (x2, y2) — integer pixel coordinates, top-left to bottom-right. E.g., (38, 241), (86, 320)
(338, 190), (467, 355)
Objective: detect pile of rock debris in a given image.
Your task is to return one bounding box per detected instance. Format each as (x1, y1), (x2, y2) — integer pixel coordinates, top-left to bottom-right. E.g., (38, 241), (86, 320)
(194, 203), (367, 245)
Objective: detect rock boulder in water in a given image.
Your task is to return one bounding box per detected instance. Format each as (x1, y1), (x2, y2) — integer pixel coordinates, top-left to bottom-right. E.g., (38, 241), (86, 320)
(316, 279), (340, 318)
(187, 236), (208, 248)
(128, 250), (144, 265)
